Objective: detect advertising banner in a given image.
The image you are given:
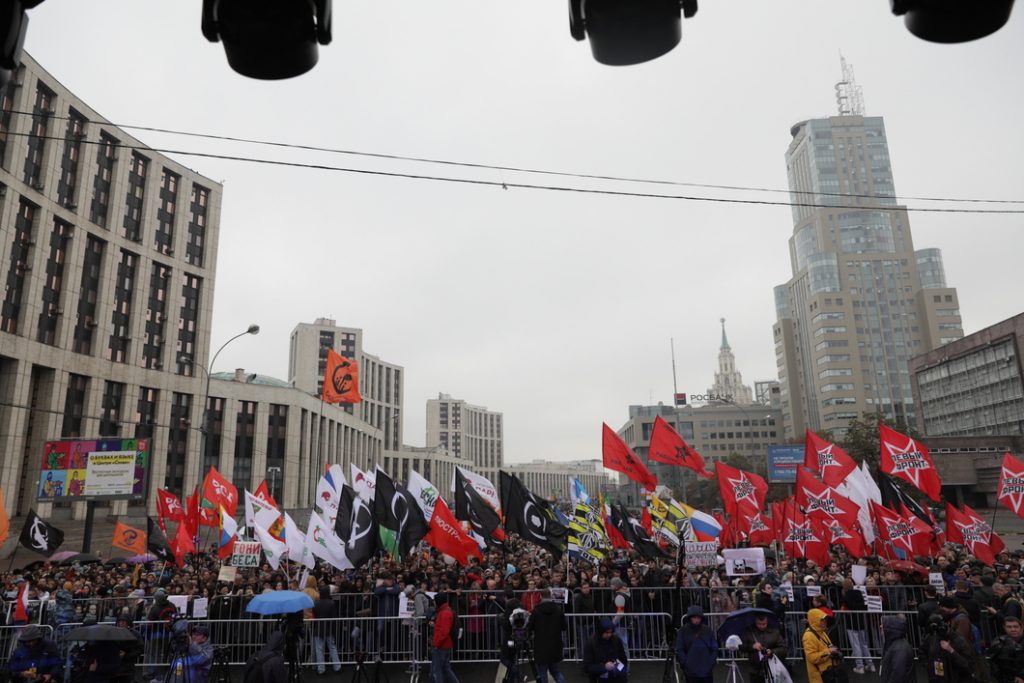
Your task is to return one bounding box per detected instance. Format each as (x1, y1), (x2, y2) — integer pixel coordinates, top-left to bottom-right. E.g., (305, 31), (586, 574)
(38, 438), (148, 500)
(767, 445), (805, 483)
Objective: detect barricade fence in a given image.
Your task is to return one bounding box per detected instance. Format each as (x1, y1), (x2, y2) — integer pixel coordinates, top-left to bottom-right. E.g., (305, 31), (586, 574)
(0, 610), (937, 670)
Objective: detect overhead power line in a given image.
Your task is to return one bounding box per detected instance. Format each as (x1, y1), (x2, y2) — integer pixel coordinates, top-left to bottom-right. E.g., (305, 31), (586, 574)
(6, 124), (1024, 214)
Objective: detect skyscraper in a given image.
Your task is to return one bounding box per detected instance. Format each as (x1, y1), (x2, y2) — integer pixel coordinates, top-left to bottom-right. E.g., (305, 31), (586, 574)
(772, 60), (963, 440)
(425, 393), (503, 484)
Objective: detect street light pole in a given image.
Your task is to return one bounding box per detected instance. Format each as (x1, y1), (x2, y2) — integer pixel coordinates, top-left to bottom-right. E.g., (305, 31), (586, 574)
(194, 324), (260, 493)
(267, 466), (281, 502)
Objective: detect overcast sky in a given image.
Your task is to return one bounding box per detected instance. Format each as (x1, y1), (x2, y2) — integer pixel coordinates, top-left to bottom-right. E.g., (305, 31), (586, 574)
(25, 2), (1024, 465)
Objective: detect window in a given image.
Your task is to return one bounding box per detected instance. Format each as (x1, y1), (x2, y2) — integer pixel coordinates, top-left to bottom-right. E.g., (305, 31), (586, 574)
(90, 132), (118, 227)
(73, 236), (105, 355)
(36, 218), (72, 345)
(107, 249), (137, 363)
(57, 110), (87, 208)
(155, 169), (179, 256)
(23, 83), (54, 188)
(122, 153), (149, 242)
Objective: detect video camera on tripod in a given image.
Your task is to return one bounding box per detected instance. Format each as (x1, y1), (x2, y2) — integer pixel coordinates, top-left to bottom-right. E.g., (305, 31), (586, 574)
(507, 608), (531, 645)
(169, 616), (193, 654)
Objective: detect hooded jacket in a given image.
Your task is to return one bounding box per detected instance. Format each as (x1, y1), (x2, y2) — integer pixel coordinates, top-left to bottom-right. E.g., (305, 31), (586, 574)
(802, 608), (835, 683)
(879, 615), (914, 683)
(582, 617), (628, 682)
(674, 605), (718, 678)
(529, 598), (567, 665)
(244, 631), (288, 683)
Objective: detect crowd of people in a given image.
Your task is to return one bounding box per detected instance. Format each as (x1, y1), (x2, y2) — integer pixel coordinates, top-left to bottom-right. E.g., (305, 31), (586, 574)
(2, 534), (1024, 683)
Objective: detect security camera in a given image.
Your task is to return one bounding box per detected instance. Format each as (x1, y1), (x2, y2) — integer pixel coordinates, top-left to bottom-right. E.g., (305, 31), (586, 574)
(891, 0), (1015, 43)
(568, 0), (697, 66)
(201, 0), (332, 79)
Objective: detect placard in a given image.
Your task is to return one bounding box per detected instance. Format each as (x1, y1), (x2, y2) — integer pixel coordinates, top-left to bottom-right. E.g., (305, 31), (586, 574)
(192, 597), (209, 618)
(683, 541), (719, 568)
(865, 595), (883, 612)
(779, 581), (794, 601)
(723, 548), (766, 576)
(231, 541), (262, 568)
(168, 595), (189, 615)
(217, 566), (238, 582)
(805, 585), (821, 597)
(550, 587), (569, 604)
(929, 572), (946, 592)
(851, 565), (867, 586)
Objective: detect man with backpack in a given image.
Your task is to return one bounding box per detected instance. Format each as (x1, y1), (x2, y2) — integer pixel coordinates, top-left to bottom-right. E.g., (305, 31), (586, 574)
(243, 631), (287, 683)
(431, 593), (460, 683)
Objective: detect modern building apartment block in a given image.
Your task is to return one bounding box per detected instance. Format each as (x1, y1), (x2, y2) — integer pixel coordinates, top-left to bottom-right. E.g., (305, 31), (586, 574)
(426, 393), (503, 484)
(288, 318), (404, 453)
(771, 72), (962, 439)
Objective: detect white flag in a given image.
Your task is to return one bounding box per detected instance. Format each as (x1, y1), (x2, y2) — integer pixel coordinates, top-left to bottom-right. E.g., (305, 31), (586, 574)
(837, 467), (878, 545)
(284, 512), (314, 568)
(407, 470), (440, 521)
(305, 510), (352, 570)
(351, 463), (376, 503)
(315, 464), (346, 515)
(244, 490), (281, 531)
(253, 521), (288, 570)
(452, 466), (501, 513)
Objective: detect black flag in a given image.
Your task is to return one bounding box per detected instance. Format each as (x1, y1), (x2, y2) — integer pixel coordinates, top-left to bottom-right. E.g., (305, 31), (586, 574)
(373, 468), (428, 557)
(147, 518), (174, 562)
(611, 503), (664, 559)
(454, 468), (502, 540)
(18, 509), (64, 556)
(499, 471), (567, 557)
(336, 485), (379, 568)
(879, 473), (933, 524)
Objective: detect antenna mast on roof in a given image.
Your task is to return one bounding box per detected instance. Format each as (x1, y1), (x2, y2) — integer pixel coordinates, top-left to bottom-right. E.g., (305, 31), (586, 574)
(835, 52), (865, 116)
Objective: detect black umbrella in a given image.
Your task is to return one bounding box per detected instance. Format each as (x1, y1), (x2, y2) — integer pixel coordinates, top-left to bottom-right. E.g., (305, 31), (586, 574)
(716, 607), (780, 644)
(58, 553), (102, 565)
(62, 625), (140, 642)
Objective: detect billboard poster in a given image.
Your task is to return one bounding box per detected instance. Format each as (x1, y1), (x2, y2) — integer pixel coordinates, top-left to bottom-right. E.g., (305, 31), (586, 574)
(38, 438), (148, 500)
(767, 445), (804, 483)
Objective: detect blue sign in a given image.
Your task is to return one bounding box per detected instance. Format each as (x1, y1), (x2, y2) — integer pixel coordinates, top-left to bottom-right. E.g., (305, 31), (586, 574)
(767, 445), (804, 483)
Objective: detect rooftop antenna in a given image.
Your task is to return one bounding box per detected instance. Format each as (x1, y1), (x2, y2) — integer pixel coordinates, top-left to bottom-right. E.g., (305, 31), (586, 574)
(835, 52), (865, 116)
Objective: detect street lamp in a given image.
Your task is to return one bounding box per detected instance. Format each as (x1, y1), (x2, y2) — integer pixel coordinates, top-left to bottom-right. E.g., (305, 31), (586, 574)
(267, 466), (281, 502)
(191, 324), (260, 492)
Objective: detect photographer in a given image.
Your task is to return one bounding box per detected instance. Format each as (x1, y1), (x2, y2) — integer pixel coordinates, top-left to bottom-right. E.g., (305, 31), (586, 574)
(986, 613), (1024, 683)
(529, 588), (568, 683)
(8, 626), (61, 682)
(922, 613), (974, 683)
(166, 622), (213, 683)
(740, 613), (788, 683)
(243, 632), (287, 683)
(802, 608), (841, 683)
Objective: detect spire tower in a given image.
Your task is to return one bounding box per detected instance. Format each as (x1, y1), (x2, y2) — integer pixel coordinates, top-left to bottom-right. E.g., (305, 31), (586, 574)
(835, 53), (865, 116)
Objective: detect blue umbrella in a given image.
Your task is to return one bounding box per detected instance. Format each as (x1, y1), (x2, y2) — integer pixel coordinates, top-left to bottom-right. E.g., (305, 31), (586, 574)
(245, 590), (315, 615)
(716, 607), (780, 644)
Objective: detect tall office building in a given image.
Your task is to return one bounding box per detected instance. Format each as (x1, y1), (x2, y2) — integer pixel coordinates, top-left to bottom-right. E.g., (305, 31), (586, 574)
(0, 54), (222, 516)
(708, 318), (754, 404)
(772, 60), (963, 439)
(425, 393), (503, 484)
(288, 318), (404, 452)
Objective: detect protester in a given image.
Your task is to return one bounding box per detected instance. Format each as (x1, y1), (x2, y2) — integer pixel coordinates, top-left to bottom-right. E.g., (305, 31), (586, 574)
(311, 586), (341, 675)
(674, 605), (717, 683)
(802, 608), (841, 683)
(529, 587), (569, 683)
(878, 615), (913, 683)
(840, 577), (873, 674)
(582, 618), (628, 683)
(8, 625), (62, 682)
(739, 612), (788, 683)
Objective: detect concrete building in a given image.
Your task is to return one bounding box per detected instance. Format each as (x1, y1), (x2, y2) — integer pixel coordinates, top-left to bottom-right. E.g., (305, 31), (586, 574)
(204, 370), (383, 509)
(617, 402), (782, 497)
(503, 459), (607, 504)
(909, 312), (1024, 438)
(426, 394), (503, 484)
(0, 53), (224, 518)
(381, 445), (474, 497)
(920, 434), (1024, 508)
(708, 319), (754, 404)
(754, 380), (782, 409)
(288, 318), (404, 453)
(772, 62), (962, 440)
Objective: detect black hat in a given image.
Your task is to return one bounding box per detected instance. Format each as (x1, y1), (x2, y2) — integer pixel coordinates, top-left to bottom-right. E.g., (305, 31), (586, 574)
(939, 597), (959, 610)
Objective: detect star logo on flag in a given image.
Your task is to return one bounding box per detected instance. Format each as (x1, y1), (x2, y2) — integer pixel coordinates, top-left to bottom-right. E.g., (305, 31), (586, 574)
(884, 438), (930, 487)
(728, 472), (758, 508)
(999, 466), (1024, 513)
(784, 519), (816, 555)
(825, 520), (852, 542)
(816, 446), (843, 474)
(674, 446), (691, 463)
(953, 519), (988, 545)
(803, 487), (841, 517)
(746, 514), (770, 533)
(886, 519), (918, 542)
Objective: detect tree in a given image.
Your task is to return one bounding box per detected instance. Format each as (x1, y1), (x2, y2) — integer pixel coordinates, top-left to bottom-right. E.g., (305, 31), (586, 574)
(840, 411), (922, 471)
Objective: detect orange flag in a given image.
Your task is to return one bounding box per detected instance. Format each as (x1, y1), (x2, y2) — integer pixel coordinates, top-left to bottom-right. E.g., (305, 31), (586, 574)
(0, 488), (10, 548)
(112, 521), (147, 555)
(322, 349), (362, 403)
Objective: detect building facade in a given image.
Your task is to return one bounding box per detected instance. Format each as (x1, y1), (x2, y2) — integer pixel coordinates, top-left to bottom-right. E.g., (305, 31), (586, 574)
(502, 459), (607, 504)
(381, 445), (474, 499)
(617, 402), (782, 497)
(909, 312), (1024, 439)
(425, 394), (503, 484)
(772, 69), (962, 440)
(0, 53), (223, 517)
(288, 318), (404, 453)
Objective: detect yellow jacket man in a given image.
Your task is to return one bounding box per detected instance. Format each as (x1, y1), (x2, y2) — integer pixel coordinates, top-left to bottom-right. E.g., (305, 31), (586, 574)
(802, 608), (841, 683)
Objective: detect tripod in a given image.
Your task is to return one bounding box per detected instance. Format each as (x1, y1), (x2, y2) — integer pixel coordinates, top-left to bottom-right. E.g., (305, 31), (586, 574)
(725, 659), (747, 683)
(210, 647), (232, 683)
(350, 649), (391, 683)
(660, 630), (679, 683)
(284, 634), (304, 683)
(501, 639), (537, 683)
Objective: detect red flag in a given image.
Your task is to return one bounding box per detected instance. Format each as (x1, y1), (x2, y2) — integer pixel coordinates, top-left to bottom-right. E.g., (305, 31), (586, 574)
(822, 517), (868, 558)
(739, 510), (774, 547)
(997, 452), (1024, 520)
(879, 424), (941, 501)
(322, 348), (362, 403)
(171, 521), (195, 568)
(770, 499), (789, 540)
(601, 423), (658, 491)
(156, 489), (185, 533)
(254, 480), (279, 509)
(647, 416), (712, 478)
(714, 512), (735, 549)
(782, 511), (831, 566)
(795, 467), (861, 528)
(201, 466), (238, 517)
(13, 581), (29, 624)
(423, 498), (482, 565)
(871, 502), (931, 558)
(185, 487), (201, 539)
(714, 462), (767, 517)
(945, 503), (1003, 566)
(641, 507), (654, 537)
(804, 429), (857, 488)
(599, 494), (630, 550)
